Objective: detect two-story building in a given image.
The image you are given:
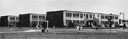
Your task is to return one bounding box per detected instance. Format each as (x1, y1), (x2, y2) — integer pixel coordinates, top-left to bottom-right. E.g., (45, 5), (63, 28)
(47, 10), (119, 27)
(18, 13), (46, 27)
(0, 15), (19, 27)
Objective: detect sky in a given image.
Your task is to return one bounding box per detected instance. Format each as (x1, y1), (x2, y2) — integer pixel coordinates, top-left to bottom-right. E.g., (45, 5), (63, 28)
(0, 0), (127, 19)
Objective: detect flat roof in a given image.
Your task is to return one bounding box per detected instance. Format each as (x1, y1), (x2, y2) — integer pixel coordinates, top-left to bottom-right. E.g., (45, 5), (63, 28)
(1, 15), (19, 17)
(47, 10), (119, 16)
(19, 13), (46, 16)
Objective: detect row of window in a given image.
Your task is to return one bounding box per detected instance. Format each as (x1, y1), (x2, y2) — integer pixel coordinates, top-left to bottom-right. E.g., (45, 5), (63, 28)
(66, 20), (85, 25)
(66, 13), (93, 19)
(32, 16), (45, 20)
(122, 20), (128, 22)
(66, 13), (118, 19)
(101, 15), (118, 19)
(9, 17), (19, 20)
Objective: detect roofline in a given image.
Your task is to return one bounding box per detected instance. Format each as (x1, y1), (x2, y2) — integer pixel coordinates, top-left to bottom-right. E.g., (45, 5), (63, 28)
(47, 10), (119, 16)
(19, 13), (46, 16)
(94, 13), (119, 16)
(1, 15), (19, 17)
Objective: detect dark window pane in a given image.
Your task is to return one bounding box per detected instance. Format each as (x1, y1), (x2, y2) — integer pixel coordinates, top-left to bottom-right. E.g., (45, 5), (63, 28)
(10, 17), (15, 20)
(73, 13), (79, 17)
(101, 15), (104, 19)
(66, 13), (72, 17)
(66, 20), (72, 25)
(73, 20), (79, 24)
(80, 14), (83, 18)
(86, 14), (88, 18)
(105, 16), (108, 19)
(32, 16), (38, 20)
(39, 16), (45, 20)
(115, 16), (118, 19)
(90, 14), (92, 18)
(98, 15), (99, 17)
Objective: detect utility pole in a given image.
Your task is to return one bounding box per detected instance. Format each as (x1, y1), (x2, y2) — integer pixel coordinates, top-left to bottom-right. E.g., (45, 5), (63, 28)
(120, 12), (125, 30)
(120, 12), (124, 24)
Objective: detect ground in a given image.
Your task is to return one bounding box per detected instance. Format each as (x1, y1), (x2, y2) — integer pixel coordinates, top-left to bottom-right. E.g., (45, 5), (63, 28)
(0, 27), (128, 39)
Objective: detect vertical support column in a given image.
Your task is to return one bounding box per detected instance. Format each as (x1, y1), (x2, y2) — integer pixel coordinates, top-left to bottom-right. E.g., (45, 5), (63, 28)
(37, 15), (39, 26)
(71, 12), (73, 23)
(123, 13), (124, 24)
(30, 15), (32, 27)
(46, 21), (48, 30)
(8, 17), (10, 27)
(15, 17), (17, 27)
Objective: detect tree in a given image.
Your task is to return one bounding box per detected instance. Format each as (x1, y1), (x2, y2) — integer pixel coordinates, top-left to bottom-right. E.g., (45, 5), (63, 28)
(92, 18), (100, 27)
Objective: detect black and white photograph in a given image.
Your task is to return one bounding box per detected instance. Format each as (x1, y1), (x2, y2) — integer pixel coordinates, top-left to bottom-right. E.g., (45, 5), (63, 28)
(0, 0), (128, 39)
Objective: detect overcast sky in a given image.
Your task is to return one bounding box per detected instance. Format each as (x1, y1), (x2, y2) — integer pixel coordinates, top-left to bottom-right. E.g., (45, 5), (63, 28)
(0, 0), (127, 19)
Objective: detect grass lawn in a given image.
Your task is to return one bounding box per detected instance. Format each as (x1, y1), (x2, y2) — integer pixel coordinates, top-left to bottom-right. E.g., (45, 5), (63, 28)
(0, 27), (128, 39)
(0, 32), (128, 39)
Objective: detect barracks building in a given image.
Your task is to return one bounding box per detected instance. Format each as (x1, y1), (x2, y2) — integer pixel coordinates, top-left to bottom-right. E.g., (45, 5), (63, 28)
(47, 10), (119, 27)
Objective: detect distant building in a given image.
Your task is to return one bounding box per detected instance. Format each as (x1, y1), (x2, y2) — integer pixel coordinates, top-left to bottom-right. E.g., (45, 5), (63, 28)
(0, 15), (19, 27)
(95, 13), (119, 25)
(18, 13), (46, 27)
(47, 10), (119, 27)
(119, 19), (128, 27)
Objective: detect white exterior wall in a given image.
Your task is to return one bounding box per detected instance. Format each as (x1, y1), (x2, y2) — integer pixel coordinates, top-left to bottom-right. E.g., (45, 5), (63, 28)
(63, 11), (87, 26)
(63, 10), (119, 26)
(63, 11), (66, 26)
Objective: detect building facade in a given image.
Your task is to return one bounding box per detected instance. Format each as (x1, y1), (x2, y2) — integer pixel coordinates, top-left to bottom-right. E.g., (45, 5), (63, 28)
(0, 15), (19, 27)
(18, 13), (46, 27)
(47, 10), (119, 27)
(119, 19), (128, 27)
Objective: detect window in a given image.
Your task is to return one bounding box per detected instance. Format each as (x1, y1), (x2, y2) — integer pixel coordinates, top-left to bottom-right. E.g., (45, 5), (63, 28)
(39, 21), (44, 24)
(73, 20), (79, 24)
(80, 14), (83, 18)
(66, 13), (72, 17)
(32, 16), (38, 18)
(10, 17), (15, 20)
(112, 16), (114, 19)
(73, 13), (79, 17)
(90, 14), (92, 18)
(79, 21), (84, 24)
(98, 15), (99, 17)
(105, 16), (108, 19)
(101, 15), (104, 19)
(86, 14), (88, 18)
(115, 16), (118, 19)
(115, 22), (118, 24)
(66, 20), (72, 25)
(84, 14), (86, 16)
(32, 15), (38, 20)
(93, 14), (95, 17)
(16, 17), (19, 20)
(39, 16), (45, 19)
